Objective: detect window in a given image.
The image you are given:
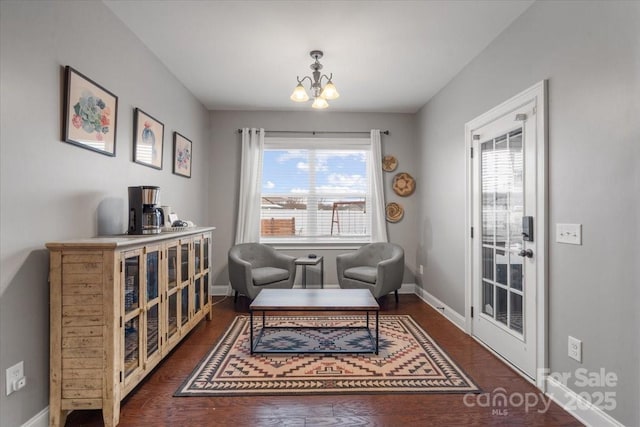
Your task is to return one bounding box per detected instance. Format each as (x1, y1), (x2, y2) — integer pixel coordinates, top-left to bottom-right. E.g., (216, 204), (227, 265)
(260, 138), (372, 244)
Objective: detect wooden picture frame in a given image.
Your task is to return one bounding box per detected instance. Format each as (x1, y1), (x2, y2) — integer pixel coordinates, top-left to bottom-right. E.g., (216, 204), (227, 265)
(133, 108), (164, 169)
(63, 66), (118, 156)
(173, 132), (192, 178)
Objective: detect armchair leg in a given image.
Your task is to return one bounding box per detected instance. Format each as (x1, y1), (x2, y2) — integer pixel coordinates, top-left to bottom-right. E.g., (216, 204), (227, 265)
(395, 290), (399, 304)
(234, 290), (238, 303)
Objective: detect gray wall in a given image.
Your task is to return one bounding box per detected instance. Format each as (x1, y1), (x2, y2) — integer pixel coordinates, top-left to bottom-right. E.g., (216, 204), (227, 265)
(208, 111), (418, 289)
(415, 1), (639, 425)
(2, 1), (637, 426)
(0, 2), (210, 426)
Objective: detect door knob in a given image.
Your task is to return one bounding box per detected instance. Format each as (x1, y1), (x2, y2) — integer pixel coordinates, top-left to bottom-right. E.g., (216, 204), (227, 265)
(518, 249), (533, 258)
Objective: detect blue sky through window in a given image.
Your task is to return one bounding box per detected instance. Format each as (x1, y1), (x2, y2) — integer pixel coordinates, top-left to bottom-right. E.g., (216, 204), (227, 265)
(262, 149), (367, 195)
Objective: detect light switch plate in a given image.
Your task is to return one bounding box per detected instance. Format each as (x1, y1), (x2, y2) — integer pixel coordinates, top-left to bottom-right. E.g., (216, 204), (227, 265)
(556, 223), (582, 245)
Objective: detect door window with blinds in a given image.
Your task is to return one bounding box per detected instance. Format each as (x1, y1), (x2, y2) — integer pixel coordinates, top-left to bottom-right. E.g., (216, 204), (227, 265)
(260, 138), (372, 244)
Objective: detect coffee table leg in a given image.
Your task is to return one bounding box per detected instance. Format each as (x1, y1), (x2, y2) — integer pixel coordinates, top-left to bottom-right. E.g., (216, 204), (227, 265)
(250, 311), (254, 354)
(375, 310), (379, 355)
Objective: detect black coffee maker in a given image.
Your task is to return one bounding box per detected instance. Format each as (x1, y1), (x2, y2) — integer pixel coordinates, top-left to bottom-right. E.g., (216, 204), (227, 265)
(128, 186), (162, 235)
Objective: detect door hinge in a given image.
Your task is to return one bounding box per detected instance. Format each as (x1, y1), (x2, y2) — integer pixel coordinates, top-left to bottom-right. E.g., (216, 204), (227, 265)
(119, 371), (123, 383)
(119, 316), (122, 328)
(471, 306), (474, 318)
(120, 261), (123, 273)
(470, 227), (474, 238)
(470, 147), (474, 158)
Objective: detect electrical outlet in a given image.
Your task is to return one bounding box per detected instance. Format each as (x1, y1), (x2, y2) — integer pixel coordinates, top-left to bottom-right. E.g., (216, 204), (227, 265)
(6, 361), (25, 396)
(568, 336), (582, 362)
(419, 265), (424, 275)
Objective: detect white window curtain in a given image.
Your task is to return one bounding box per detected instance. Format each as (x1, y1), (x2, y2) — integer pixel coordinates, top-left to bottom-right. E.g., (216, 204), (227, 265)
(234, 128), (264, 244)
(369, 129), (388, 242)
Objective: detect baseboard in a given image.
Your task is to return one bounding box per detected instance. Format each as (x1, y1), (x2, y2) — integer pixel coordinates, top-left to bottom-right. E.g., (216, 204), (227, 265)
(22, 406), (48, 427)
(545, 376), (623, 427)
(414, 286), (466, 331)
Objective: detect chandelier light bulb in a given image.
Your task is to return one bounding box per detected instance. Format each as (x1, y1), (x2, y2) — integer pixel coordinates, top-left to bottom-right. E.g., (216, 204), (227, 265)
(321, 81), (340, 100)
(290, 83), (309, 102)
(312, 96), (329, 109)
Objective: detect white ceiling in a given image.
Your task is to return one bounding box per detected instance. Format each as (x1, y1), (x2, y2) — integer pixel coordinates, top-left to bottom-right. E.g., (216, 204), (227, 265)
(104, 1), (533, 113)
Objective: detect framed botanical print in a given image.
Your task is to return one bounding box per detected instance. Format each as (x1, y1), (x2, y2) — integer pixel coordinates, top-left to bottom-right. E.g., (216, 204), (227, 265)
(173, 132), (192, 178)
(63, 66), (118, 156)
(133, 108), (164, 169)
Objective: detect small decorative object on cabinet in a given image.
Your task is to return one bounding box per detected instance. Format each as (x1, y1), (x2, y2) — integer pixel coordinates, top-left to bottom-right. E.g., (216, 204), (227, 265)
(47, 227), (215, 427)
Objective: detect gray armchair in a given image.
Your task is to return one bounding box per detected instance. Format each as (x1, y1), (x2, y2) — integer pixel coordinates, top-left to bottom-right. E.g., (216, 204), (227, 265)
(228, 243), (296, 301)
(336, 242), (404, 303)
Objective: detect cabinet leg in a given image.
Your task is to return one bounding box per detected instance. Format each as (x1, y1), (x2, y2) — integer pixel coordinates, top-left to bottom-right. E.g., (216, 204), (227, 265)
(49, 408), (68, 427)
(206, 297), (213, 320)
(102, 400), (120, 427)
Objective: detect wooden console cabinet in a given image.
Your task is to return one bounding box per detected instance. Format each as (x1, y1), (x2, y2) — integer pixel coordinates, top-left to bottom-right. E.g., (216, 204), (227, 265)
(46, 227), (215, 427)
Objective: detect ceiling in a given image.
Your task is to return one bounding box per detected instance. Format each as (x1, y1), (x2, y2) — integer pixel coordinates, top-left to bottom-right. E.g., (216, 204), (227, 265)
(104, 1), (533, 113)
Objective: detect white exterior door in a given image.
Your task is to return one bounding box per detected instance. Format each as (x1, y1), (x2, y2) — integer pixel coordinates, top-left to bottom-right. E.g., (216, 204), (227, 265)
(466, 82), (546, 381)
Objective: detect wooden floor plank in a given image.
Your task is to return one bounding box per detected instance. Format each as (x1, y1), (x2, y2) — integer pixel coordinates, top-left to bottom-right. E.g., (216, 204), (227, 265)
(64, 295), (581, 426)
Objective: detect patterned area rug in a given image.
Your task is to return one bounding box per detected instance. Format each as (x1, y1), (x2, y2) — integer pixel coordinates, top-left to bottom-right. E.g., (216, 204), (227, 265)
(175, 315), (479, 396)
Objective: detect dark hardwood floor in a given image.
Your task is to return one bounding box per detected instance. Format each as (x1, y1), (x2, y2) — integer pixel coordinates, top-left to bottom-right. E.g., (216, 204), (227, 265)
(66, 294), (581, 426)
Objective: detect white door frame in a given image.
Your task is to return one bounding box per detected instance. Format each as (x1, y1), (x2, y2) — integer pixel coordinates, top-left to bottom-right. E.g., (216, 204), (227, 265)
(464, 80), (548, 389)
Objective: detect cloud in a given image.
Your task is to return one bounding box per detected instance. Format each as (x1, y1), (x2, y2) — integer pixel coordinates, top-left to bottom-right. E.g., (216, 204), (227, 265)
(264, 181), (275, 189)
(276, 150), (306, 163)
(274, 150), (363, 171)
(327, 173), (365, 187)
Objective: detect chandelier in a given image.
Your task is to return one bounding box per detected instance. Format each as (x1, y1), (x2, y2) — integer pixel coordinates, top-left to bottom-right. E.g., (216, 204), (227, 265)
(290, 50), (340, 109)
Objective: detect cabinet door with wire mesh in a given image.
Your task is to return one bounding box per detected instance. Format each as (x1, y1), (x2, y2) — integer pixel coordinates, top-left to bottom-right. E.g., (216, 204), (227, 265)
(121, 249), (143, 388)
(143, 244), (162, 370)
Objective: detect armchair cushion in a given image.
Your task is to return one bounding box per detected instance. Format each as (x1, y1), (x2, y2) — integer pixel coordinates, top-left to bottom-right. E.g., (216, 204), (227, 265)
(252, 267), (290, 286)
(344, 266), (377, 284)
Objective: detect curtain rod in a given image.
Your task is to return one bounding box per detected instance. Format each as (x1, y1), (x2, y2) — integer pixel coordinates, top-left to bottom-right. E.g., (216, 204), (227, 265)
(236, 129), (390, 135)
